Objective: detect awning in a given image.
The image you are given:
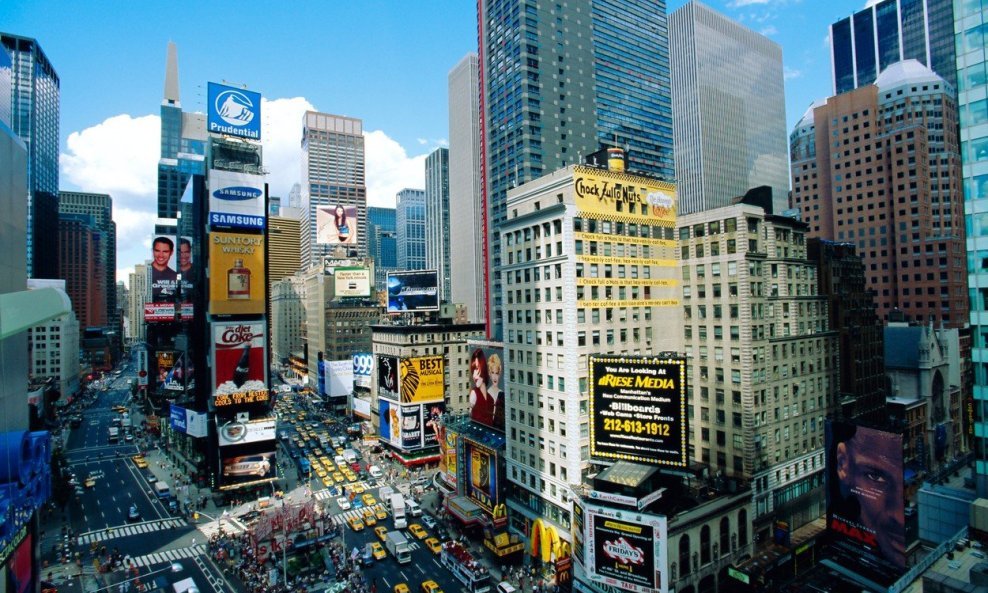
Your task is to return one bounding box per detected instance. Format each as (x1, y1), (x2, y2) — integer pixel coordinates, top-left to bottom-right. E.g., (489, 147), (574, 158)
(445, 496), (486, 525)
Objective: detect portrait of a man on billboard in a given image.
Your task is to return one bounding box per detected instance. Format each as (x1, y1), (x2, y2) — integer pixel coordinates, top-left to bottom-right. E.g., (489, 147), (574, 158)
(150, 236), (178, 302)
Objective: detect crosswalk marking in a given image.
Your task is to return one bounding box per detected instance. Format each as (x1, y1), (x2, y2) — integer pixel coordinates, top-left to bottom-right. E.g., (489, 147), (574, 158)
(197, 516), (247, 539)
(130, 544), (206, 568)
(77, 519), (185, 545)
(331, 504), (387, 526)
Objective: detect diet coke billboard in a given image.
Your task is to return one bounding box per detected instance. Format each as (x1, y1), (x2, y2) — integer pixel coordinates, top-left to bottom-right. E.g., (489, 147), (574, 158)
(211, 321), (269, 409)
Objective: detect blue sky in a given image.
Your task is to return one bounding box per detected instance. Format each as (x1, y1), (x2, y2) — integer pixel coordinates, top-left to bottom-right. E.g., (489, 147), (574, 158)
(4, 0), (870, 280)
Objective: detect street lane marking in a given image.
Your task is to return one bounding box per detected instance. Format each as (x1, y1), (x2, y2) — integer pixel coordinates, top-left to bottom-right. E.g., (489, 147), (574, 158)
(76, 518), (185, 545)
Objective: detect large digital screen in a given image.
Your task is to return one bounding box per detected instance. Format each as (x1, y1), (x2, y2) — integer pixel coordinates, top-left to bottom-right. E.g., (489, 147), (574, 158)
(143, 302), (193, 323)
(585, 503), (668, 593)
(220, 452), (276, 490)
(423, 402), (446, 449)
(333, 267), (371, 297)
(208, 170), (266, 230)
(155, 351), (175, 391)
(150, 234), (178, 302)
(217, 418), (277, 447)
(588, 356), (688, 468)
(386, 270), (439, 312)
(400, 356), (445, 404)
(825, 421), (906, 584)
(316, 205), (358, 245)
(464, 440), (499, 512)
(377, 355), (399, 398)
(207, 82), (261, 141)
(208, 231), (266, 316)
(353, 353), (373, 389)
(211, 322), (269, 408)
(467, 347), (505, 432)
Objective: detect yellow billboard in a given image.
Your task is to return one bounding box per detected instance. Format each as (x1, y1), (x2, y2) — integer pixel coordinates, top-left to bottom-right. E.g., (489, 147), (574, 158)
(572, 165), (676, 225)
(209, 231), (266, 315)
(399, 356), (444, 404)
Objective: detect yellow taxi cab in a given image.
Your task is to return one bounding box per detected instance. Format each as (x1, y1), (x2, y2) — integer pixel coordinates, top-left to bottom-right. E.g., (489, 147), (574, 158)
(315, 468), (327, 478)
(374, 526), (388, 541)
(371, 541), (387, 560)
(332, 472), (345, 483)
(84, 476), (97, 488)
(351, 483), (366, 494)
(361, 493), (376, 506)
(375, 507), (388, 520)
(131, 455), (149, 469)
(420, 581), (443, 593)
(112, 405), (127, 413)
(408, 524), (427, 540)
(394, 585), (409, 593)
(321, 477), (333, 488)
(348, 516), (365, 532)
(344, 472), (358, 483)
(362, 508), (377, 526)
(425, 537), (442, 555)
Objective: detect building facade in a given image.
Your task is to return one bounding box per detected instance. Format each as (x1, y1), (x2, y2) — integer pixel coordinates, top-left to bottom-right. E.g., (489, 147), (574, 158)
(127, 264), (148, 343)
(303, 266), (381, 381)
(302, 112), (367, 266)
(396, 188), (426, 271)
(26, 279), (80, 399)
(367, 206), (397, 292)
(59, 191), (117, 336)
(479, 0), (675, 340)
(679, 190), (838, 540)
(1, 33), (59, 279)
(830, 0), (957, 94)
(268, 209), (303, 284)
(58, 213), (107, 331)
(425, 147), (451, 302)
(156, 42), (206, 220)
(271, 274), (306, 364)
(448, 53), (485, 323)
(790, 60), (967, 327)
(670, 1), (789, 215)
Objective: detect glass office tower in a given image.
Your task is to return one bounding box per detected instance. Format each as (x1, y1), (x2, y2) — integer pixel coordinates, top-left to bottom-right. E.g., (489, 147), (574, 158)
(396, 189), (426, 271)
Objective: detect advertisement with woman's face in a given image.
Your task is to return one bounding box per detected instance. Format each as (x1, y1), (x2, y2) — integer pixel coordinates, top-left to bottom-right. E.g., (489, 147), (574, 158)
(316, 204), (357, 245)
(467, 347), (505, 431)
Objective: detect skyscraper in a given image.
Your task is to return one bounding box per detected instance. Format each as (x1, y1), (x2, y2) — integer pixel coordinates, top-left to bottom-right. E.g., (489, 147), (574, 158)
(59, 191), (117, 334)
(670, 1), (789, 214)
(128, 264), (148, 343)
(396, 189), (426, 271)
(448, 53), (485, 323)
(156, 42), (206, 220)
(479, 0), (675, 339)
(790, 60), (967, 328)
(425, 147), (451, 302)
(267, 208), (303, 284)
(301, 112), (367, 267)
(830, 0), (957, 94)
(367, 206), (397, 291)
(956, 0), (988, 497)
(58, 213), (107, 330)
(1, 33), (59, 279)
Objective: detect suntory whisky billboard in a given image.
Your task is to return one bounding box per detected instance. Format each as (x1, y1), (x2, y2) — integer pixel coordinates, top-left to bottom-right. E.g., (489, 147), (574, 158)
(209, 231), (266, 316)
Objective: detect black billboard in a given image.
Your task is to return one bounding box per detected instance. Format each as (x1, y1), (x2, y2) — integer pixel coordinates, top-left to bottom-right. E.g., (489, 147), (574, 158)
(588, 356), (688, 468)
(386, 270), (439, 312)
(377, 354), (398, 398)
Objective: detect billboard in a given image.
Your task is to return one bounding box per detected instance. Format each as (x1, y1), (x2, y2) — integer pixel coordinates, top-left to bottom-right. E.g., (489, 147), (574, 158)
(572, 165), (677, 225)
(169, 405), (208, 438)
(353, 353), (373, 389)
(207, 82), (261, 141)
(825, 421), (906, 582)
(209, 231), (266, 315)
(379, 399), (400, 448)
(208, 170), (266, 230)
(377, 355), (399, 398)
(162, 351), (193, 392)
(324, 360), (354, 398)
(137, 349), (148, 387)
(423, 402), (446, 448)
(386, 270), (439, 312)
(144, 302), (193, 323)
(588, 356), (688, 468)
(333, 267), (371, 297)
(316, 205), (357, 245)
(156, 351), (176, 390)
(211, 322), (269, 408)
(178, 235), (195, 296)
(353, 397), (371, 419)
(585, 502), (668, 593)
(439, 424), (458, 488)
(464, 440), (499, 512)
(220, 452), (276, 489)
(468, 347), (505, 431)
(400, 405), (423, 449)
(400, 356), (445, 404)
(217, 418), (277, 446)
(150, 235), (178, 302)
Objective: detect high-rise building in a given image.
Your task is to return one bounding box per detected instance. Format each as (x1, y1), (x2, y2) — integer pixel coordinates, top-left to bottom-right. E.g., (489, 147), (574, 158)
(679, 188), (838, 540)
(268, 208), (303, 284)
(59, 191), (117, 336)
(26, 279), (80, 400)
(501, 160), (682, 542)
(127, 264), (148, 343)
(2, 33), (60, 279)
(156, 42), (206, 220)
(829, 0), (957, 94)
(957, 0), (988, 497)
(448, 53), (485, 323)
(303, 267), (380, 381)
(301, 112), (367, 267)
(367, 206), (397, 291)
(396, 189), (426, 271)
(479, 0), (675, 340)
(58, 213), (107, 330)
(425, 147), (451, 302)
(790, 60), (967, 327)
(271, 274), (306, 364)
(670, 1), (789, 214)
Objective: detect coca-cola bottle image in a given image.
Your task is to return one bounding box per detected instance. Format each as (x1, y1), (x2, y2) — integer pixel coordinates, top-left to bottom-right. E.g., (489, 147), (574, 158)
(232, 344), (251, 387)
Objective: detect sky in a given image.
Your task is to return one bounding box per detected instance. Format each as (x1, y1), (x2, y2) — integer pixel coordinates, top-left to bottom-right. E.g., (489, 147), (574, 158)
(4, 0), (873, 285)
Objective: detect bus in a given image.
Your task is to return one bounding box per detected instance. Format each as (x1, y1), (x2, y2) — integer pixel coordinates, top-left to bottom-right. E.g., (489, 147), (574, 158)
(108, 427), (119, 443)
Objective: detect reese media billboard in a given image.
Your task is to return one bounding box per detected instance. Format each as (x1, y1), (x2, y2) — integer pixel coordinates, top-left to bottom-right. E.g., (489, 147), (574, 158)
(219, 451), (276, 490)
(316, 204), (358, 245)
(400, 356), (445, 404)
(217, 418), (277, 447)
(207, 82), (261, 141)
(333, 267), (371, 298)
(464, 440), (499, 512)
(467, 347), (505, 431)
(825, 421), (906, 584)
(386, 270), (439, 312)
(208, 231), (266, 316)
(588, 356), (688, 468)
(211, 322), (269, 408)
(585, 502), (668, 593)
(208, 170), (266, 231)
(353, 353), (373, 389)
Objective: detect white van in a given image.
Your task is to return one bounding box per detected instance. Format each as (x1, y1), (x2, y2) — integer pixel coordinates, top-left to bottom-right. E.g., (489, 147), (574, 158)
(369, 465), (383, 479)
(405, 498), (422, 517)
(496, 583), (518, 593)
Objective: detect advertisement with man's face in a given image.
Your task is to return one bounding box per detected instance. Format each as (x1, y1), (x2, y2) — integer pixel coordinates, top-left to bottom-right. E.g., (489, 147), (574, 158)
(209, 231), (266, 316)
(585, 503), (668, 593)
(162, 351), (193, 392)
(825, 421), (906, 583)
(211, 322), (269, 409)
(220, 452), (276, 490)
(400, 356), (444, 404)
(377, 355), (398, 398)
(316, 204), (358, 245)
(178, 236), (194, 296)
(464, 441), (498, 512)
(423, 403), (446, 449)
(468, 347), (505, 432)
(150, 235), (178, 302)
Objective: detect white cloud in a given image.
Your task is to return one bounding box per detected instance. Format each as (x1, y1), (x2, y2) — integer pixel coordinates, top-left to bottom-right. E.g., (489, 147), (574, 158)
(364, 130), (432, 208)
(760, 25), (778, 36)
(784, 66), (803, 80)
(260, 96), (316, 199)
(728, 0), (774, 6)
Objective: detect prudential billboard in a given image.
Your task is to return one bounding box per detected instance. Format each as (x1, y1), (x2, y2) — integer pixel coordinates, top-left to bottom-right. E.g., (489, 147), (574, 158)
(207, 82), (261, 140)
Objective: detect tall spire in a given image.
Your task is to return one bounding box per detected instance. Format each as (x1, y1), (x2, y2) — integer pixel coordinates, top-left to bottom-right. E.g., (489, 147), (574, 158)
(163, 41), (180, 106)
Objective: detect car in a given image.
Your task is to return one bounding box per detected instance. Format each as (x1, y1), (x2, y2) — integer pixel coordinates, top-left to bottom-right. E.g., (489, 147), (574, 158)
(124, 433), (134, 442)
(425, 537), (442, 555)
(351, 483), (366, 494)
(374, 526), (388, 541)
(126, 505), (140, 522)
(337, 497), (351, 511)
(352, 498), (365, 510)
(167, 499), (179, 514)
(408, 524), (427, 540)
(321, 477), (333, 488)
(113, 405), (127, 413)
(421, 514), (436, 529)
(362, 509), (376, 526)
(222, 455), (273, 478)
(348, 516), (365, 532)
(333, 472), (345, 483)
(375, 507), (388, 520)
(420, 580), (443, 593)
(84, 477), (97, 488)
(371, 542), (387, 560)
(361, 494), (377, 506)
(394, 585), (409, 593)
